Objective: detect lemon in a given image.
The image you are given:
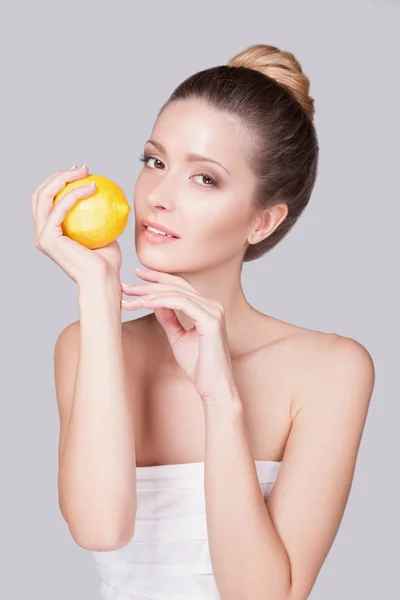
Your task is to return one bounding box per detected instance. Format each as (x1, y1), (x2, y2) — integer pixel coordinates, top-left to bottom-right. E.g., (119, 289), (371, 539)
(53, 174), (131, 249)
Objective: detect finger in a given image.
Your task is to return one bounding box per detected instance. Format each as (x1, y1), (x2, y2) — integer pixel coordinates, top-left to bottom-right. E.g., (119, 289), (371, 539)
(152, 306), (188, 341)
(33, 165), (88, 230)
(31, 171), (66, 224)
(32, 166), (87, 225)
(124, 293), (223, 335)
(121, 282), (210, 304)
(40, 182), (97, 243)
(31, 166), (86, 221)
(34, 166), (89, 238)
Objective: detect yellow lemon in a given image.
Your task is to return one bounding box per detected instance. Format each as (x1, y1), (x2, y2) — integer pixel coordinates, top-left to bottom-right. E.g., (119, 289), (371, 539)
(53, 174), (131, 249)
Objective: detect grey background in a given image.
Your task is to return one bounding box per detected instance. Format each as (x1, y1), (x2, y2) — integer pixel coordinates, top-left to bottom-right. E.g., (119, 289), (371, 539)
(1, 0), (399, 597)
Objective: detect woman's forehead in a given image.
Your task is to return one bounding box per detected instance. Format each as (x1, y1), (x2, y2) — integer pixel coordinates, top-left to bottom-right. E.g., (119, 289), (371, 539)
(151, 100), (252, 171)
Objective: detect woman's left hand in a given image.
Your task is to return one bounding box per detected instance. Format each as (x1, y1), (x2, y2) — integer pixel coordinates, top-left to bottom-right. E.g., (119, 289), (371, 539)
(121, 268), (237, 403)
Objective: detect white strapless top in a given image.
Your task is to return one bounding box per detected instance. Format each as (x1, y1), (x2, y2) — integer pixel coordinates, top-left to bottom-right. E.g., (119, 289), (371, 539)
(92, 460), (282, 599)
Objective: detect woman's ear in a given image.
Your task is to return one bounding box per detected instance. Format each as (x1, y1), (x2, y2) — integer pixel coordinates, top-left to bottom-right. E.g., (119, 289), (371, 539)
(247, 203), (288, 244)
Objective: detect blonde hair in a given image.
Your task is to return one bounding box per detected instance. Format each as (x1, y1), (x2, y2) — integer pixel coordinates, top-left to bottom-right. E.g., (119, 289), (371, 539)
(228, 44), (315, 122)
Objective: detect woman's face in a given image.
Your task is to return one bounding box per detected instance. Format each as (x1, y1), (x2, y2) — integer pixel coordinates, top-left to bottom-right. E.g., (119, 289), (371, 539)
(133, 99), (258, 273)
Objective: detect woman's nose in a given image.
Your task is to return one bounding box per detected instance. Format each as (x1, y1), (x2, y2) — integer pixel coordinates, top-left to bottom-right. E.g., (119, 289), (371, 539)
(145, 179), (176, 210)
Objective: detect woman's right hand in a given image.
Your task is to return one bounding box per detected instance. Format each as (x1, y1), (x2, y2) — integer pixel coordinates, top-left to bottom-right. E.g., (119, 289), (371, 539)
(31, 166), (123, 286)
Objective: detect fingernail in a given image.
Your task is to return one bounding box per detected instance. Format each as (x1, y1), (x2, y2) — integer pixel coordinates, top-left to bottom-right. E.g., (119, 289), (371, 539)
(135, 267), (143, 272)
(71, 165), (79, 169)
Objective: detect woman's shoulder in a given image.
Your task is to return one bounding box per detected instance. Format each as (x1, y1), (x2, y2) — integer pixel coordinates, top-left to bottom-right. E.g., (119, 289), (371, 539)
(245, 310), (340, 356)
(121, 311), (348, 359)
(121, 313), (162, 351)
(122, 313), (155, 337)
(121, 314), (170, 374)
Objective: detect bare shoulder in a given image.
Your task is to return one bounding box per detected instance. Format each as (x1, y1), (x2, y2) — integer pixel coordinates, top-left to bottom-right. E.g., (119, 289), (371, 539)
(55, 315), (152, 350)
(251, 313), (375, 415)
(263, 325), (375, 599)
(285, 324), (375, 420)
(120, 314), (161, 369)
(121, 314), (156, 350)
(122, 313), (154, 334)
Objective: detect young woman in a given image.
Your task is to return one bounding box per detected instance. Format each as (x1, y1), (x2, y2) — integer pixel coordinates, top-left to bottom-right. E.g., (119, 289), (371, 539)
(32, 44), (375, 599)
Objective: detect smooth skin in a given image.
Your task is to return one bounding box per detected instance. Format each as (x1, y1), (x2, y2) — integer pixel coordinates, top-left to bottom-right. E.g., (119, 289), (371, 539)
(124, 98), (375, 597)
(38, 98), (375, 598)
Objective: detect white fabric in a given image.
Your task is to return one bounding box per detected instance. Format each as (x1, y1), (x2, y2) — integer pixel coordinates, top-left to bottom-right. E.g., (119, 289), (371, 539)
(92, 460), (282, 599)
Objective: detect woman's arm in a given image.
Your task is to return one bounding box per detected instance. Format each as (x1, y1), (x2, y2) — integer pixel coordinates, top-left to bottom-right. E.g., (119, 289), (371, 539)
(203, 335), (375, 600)
(56, 274), (137, 551)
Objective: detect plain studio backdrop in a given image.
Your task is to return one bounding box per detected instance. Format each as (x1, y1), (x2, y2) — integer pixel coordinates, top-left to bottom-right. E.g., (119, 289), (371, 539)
(1, 0), (398, 598)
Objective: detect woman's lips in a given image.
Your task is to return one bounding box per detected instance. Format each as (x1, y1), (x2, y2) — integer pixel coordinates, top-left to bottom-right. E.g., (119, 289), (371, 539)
(141, 225), (180, 244)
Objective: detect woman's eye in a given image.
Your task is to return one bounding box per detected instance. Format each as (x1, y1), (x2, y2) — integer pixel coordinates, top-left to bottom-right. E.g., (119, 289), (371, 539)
(139, 153), (217, 188)
(192, 174), (217, 188)
(139, 153), (164, 169)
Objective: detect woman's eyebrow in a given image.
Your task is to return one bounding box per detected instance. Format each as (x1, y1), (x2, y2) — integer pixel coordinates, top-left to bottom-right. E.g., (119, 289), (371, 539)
(145, 139), (231, 175)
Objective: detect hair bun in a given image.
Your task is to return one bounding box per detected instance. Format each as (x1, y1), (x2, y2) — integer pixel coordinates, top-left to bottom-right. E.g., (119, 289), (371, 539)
(228, 44), (315, 121)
